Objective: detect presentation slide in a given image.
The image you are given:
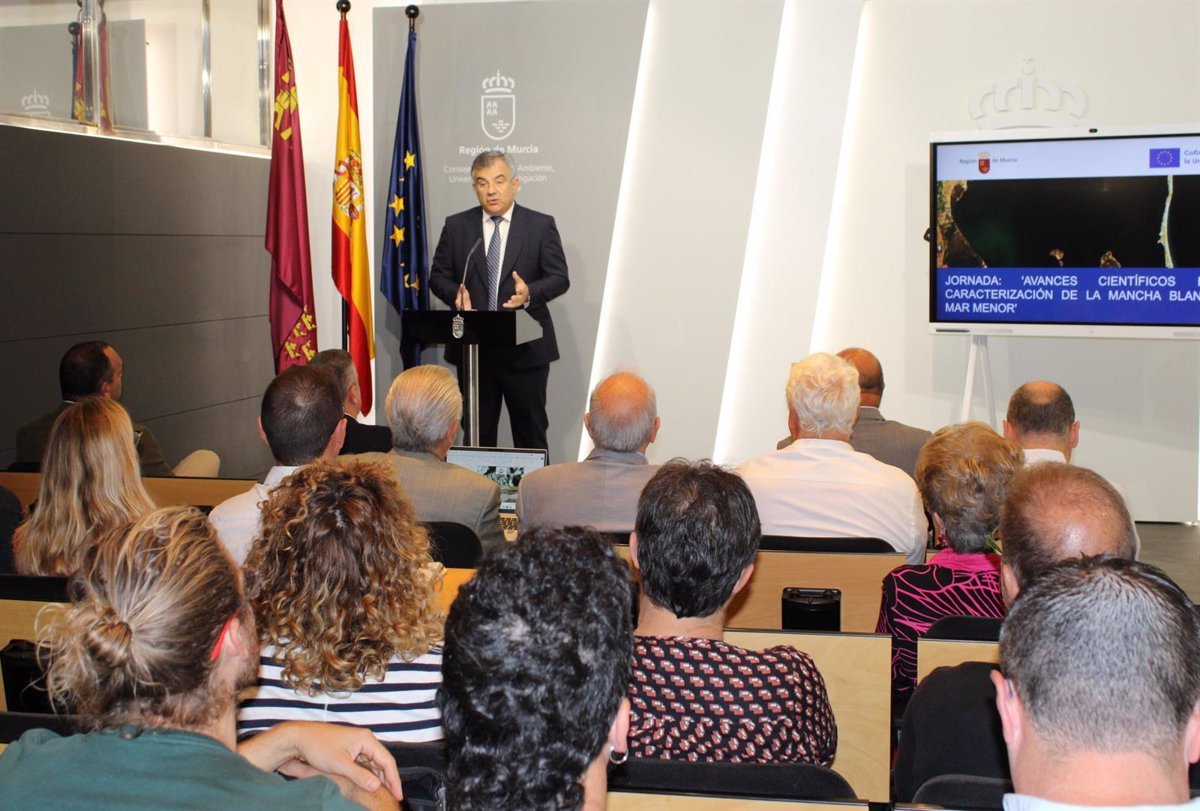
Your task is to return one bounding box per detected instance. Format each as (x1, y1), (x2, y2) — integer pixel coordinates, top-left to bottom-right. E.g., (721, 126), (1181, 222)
(930, 132), (1200, 330)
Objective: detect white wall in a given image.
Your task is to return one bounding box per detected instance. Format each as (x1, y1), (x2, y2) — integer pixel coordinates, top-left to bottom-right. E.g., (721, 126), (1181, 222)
(285, 0), (1200, 519)
(30, 0), (1192, 515)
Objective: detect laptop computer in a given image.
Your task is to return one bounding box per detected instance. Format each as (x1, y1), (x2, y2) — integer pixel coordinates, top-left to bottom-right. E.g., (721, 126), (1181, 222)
(445, 446), (549, 541)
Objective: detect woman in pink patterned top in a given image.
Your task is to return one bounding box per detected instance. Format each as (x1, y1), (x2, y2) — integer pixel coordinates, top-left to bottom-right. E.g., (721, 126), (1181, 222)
(875, 422), (1023, 702)
(627, 460), (837, 764)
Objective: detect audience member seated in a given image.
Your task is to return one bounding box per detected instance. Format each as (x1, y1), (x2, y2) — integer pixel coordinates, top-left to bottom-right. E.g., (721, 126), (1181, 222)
(1003, 380), (1080, 465)
(0, 506), (402, 810)
(875, 422), (1020, 701)
(209, 365), (346, 565)
(738, 352), (928, 563)
(517, 371), (660, 533)
(13, 340), (218, 477)
(893, 463), (1140, 802)
(355, 365), (504, 553)
(439, 526), (633, 810)
(778, 348), (932, 479)
(310, 349), (392, 455)
(238, 459), (444, 743)
(0, 484), (23, 573)
(993, 557), (1200, 810)
(13, 396), (156, 576)
(627, 460), (837, 764)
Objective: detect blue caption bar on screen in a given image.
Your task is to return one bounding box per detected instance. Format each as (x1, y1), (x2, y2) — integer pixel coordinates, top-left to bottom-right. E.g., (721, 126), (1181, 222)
(935, 268), (1200, 325)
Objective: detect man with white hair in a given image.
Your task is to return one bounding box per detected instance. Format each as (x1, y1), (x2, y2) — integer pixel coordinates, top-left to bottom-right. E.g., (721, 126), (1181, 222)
(737, 352), (927, 562)
(356, 365), (504, 553)
(993, 557), (1200, 809)
(516, 371), (660, 533)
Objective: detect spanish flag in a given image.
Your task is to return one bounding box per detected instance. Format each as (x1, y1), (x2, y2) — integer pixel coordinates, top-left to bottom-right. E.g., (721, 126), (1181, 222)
(331, 15), (375, 414)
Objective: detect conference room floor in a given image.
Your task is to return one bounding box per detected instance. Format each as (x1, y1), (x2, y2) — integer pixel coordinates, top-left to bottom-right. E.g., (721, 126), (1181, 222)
(1137, 522), (1200, 602)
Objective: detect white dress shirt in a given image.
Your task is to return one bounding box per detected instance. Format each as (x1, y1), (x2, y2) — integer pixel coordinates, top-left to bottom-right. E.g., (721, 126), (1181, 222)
(736, 439), (928, 563)
(208, 465), (298, 565)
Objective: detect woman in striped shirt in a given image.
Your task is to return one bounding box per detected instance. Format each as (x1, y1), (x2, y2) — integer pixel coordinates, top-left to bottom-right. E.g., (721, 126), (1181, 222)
(238, 459), (445, 742)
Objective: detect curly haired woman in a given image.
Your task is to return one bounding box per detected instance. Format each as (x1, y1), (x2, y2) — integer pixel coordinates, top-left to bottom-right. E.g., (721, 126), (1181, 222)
(237, 459), (445, 742)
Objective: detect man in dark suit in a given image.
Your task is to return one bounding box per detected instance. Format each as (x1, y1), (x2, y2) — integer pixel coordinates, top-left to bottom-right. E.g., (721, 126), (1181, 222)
(428, 151), (569, 451)
(309, 349), (391, 455)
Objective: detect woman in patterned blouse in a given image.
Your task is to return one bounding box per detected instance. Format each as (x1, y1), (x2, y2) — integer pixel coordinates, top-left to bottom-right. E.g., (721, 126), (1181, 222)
(875, 422), (1023, 703)
(626, 460), (837, 764)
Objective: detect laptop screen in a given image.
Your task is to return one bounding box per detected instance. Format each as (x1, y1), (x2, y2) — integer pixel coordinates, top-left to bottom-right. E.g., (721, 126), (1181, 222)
(445, 446), (549, 513)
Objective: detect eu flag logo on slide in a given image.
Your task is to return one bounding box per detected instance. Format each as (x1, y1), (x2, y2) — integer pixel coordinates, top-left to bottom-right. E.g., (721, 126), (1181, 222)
(1150, 148), (1180, 168)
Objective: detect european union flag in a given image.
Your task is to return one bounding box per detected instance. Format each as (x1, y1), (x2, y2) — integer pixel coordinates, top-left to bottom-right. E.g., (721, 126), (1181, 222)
(380, 28), (428, 370)
(1150, 148), (1180, 168)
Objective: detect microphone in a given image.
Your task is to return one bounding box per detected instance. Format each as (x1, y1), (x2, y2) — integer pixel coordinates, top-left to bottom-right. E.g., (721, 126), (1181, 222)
(457, 237), (483, 310)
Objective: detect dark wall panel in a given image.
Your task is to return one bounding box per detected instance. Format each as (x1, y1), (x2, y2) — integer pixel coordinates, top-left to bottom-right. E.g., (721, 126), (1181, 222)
(0, 234), (266, 340)
(0, 126), (266, 236)
(0, 124), (275, 480)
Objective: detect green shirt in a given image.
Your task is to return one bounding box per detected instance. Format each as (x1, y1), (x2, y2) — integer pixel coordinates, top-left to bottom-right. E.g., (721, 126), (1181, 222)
(0, 726), (360, 810)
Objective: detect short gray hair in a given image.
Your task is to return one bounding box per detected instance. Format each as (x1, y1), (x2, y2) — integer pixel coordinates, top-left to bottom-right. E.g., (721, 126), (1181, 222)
(385, 365), (462, 452)
(471, 150), (515, 177)
(786, 353), (859, 437)
(587, 372), (657, 453)
(1001, 557), (1200, 764)
(308, 349), (356, 402)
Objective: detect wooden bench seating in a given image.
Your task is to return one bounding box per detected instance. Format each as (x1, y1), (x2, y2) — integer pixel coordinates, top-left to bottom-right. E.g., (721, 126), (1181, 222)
(612, 545), (901, 633)
(0, 471), (256, 512)
(916, 637), (999, 684)
(609, 794), (869, 810)
(724, 629), (891, 803)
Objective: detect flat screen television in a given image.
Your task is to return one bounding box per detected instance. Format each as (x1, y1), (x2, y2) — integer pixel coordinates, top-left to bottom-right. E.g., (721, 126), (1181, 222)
(929, 126), (1200, 339)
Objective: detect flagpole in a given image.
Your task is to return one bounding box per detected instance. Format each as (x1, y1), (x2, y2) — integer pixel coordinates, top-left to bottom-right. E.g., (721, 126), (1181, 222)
(338, 0), (350, 354)
(407, 4), (419, 31)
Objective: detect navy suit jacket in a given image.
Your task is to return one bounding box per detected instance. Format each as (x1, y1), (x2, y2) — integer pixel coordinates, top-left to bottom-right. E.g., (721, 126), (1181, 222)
(428, 203), (569, 368)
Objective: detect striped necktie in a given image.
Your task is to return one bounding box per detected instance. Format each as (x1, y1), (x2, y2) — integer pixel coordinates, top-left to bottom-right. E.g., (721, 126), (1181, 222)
(486, 215), (503, 310)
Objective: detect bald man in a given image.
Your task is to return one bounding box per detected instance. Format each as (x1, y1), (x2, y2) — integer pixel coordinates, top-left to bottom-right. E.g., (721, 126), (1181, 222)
(778, 347), (931, 479)
(893, 462), (1141, 802)
(1003, 381), (1078, 464)
(516, 372), (660, 534)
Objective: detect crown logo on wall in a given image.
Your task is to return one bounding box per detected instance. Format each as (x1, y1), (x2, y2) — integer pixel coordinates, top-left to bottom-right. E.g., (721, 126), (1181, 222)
(968, 58), (1087, 129)
(22, 88), (51, 117)
(482, 72), (515, 94)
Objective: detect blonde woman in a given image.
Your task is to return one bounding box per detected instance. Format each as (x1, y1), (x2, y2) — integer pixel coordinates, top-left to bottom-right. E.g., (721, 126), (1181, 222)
(15, 396), (155, 576)
(238, 459), (445, 742)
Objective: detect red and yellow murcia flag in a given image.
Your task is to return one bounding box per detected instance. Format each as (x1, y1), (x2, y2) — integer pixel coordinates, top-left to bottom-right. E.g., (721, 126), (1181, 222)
(266, 0), (317, 373)
(332, 16), (375, 414)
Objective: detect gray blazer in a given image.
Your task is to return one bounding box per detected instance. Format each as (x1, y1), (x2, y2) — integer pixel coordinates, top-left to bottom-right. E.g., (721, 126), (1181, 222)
(776, 407), (932, 480)
(516, 447), (659, 534)
(354, 449), (506, 554)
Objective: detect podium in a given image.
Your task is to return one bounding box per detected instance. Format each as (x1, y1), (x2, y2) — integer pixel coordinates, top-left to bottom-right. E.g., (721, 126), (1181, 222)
(401, 309), (543, 446)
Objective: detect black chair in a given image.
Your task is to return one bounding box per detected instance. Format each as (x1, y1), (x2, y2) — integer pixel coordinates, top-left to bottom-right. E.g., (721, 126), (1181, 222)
(925, 614), (1003, 642)
(0, 573), (71, 602)
(424, 522), (483, 569)
(0, 573), (71, 714)
(759, 535), (892, 553)
(385, 740), (448, 771)
(911, 773), (1012, 810)
(607, 757), (857, 801)
(0, 710), (80, 743)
